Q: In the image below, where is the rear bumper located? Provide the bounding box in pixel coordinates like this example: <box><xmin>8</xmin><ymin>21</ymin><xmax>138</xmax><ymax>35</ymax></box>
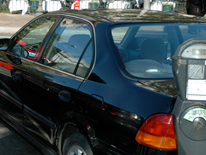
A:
<box><xmin>93</xmin><ymin>139</ymin><xmax>177</xmax><ymax>155</ymax></box>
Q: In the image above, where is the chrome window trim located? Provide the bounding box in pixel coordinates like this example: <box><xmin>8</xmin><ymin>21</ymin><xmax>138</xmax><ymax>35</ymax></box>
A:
<box><xmin>1</xmin><ymin>54</ymin><xmax>85</xmax><ymax>81</ymax></box>
<box><xmin>32</xmin><ymin>61</ymin><xmax>85</xmax><ymax>81</ymax></box>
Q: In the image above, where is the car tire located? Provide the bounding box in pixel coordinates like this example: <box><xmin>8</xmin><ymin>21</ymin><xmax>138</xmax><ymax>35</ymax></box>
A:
<box><xmin>63</xmin><ymin>132</ymin><xmax>93</xmax><ymax>155</ymax></box>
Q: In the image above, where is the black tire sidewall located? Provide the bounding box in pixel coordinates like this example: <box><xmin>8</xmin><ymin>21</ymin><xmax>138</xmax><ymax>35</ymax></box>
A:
<box><xmin>63</xmin><ymin>132</ymin><xmax>93</xmax><ymax>155</ymax></box>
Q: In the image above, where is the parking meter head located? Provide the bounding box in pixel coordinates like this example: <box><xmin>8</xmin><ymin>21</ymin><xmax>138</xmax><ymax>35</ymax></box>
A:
<box><xmin>172</xmin><ymin>38</ymin><xmax>206</xmax><ymax>101</ymax></box>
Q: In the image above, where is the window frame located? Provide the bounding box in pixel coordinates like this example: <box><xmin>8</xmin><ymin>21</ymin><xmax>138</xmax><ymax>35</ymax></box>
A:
<box><xmin>36</xmin><ymin>15</ymin><xmax>96</xmax><ymax>79</ymax></box>
<box><xmin>7</xmin><ymin>15</ymin><xmax>61</xmax><ymax>61</ymax></box>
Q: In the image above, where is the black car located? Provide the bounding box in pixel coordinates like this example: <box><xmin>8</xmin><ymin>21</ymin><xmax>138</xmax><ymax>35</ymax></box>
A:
<box><xmin>0</xmin><ymin>9</ymin><xmax>206</xmax><ymax>155</ymax></box>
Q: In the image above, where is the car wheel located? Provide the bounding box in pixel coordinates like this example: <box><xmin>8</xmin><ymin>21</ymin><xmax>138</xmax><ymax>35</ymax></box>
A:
<box><xmin>63</xmin><ymin>132</ymin><xmax>93</xmax><ymax>155</ymax></box>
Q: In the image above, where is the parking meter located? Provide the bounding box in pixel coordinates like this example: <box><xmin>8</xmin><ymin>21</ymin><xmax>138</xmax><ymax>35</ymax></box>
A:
<box><xmin>172</xmin><ymin>38</ymin><xmax>206</xmax><ymax>155</ymax></box>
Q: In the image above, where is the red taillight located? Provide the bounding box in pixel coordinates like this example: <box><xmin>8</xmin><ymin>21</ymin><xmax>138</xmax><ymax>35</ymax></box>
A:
<box><xmin>136</xmin><ymin>114</ymin><xmax>176</xmax><ymax>151</ymax></box>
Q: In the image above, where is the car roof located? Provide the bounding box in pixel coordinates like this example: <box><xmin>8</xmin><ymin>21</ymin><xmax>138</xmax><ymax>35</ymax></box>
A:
<box><xmin>45</xmin><ymin>9</ymin><xmax>206</xmax><ymax>23</ymax></box>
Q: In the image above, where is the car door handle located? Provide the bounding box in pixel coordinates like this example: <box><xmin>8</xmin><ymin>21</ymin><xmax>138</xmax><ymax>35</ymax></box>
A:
<box><xmin>59</xmin><ymin>90</ymin><xmax>71</xmax><ymax>102</ymax></box>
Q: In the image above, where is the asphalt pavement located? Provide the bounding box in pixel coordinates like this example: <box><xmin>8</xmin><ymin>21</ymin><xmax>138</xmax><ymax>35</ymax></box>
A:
<box><xmin>0</xmin><ymin>121</ymin><xmax>41</xmax><ymax>155</ymax></box>
<box><xmin>0</xmin><ymin>13</ymin><xmax>41</xmax><ymax>155</ymax></box>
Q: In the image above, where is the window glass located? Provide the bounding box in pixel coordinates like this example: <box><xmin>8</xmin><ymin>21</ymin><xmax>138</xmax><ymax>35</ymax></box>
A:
<box><xmin>111</xmin><ymin>23</ymin><xmax>206</xmax><ymax>79</ymax></box>
<box><xmin>75</xmin><ymin>42</ymin><xmax>93</xmax><ymax>77</ymax></box>
<box><xmin>112</xmin><ymin>27</ymin><xmax>129</xmax><ymax>44</ymax></box>
<box><xmin>41</xmin><ymin>18</ymin><xmax>93</xmax><ymax>78</ymax></box>
<box><xmin>179</xmin><ymin>25</ymin><xmax>206</xmax><ymax>41</ymax></box>
<box><xmin>11</xmin><ymin>17</ymin><xmax>57</xmax><ymax>59</ymax></box>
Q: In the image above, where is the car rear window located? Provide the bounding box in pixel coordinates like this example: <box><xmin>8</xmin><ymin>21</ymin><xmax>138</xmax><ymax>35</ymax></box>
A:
<box><xmin>111</xmin><ymin>22</ymin><xmax>206</xmax><ymax>79</ymax></box>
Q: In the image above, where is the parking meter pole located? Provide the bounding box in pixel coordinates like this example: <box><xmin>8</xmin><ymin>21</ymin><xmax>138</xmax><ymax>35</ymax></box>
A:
<box><xmin>172</xmin><ymin>38</ymin><xmax>206</xmax><ymax>155</ymax></box>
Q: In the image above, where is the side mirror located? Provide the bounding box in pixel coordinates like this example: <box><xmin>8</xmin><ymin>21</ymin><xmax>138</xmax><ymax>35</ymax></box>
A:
<box><xmin>0</xmin><ymin>38</ymin><xmax>10</xmax><ymax>51</ymax></box>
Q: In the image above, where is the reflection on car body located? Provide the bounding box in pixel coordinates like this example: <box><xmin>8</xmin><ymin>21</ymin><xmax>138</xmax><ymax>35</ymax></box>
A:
<box><xmin>0</xmin><ymin>9</ymin><xmax>206</xmax><ymax>155</ymax></box>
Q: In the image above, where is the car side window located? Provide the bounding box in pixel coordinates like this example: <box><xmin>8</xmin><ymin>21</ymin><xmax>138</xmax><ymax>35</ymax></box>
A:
<box><xmin>11</xmin><ymin>17</ymin><xmax>57</xmax><ymax>60</ymax></box>
<box><xmin>40</xmin><ymin>18</ymin><xmax>93</xmax><ymax>78</ymax></box>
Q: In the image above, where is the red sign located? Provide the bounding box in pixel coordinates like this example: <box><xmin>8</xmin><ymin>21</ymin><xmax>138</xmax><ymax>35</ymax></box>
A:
<box><xmin>74</xmin><ymin>0</ymin><xmax>80</xmax><ymax>9</ymax></box>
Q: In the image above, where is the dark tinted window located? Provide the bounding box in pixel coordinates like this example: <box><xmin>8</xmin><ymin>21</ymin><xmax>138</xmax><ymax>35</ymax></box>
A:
<box><xmin>11</xmin><ymin>17</ymin><xmax>57</xmax><ymax>59</ymax></box>
<box><xmin>111</xmin><ymin>23</ymin><xmax>206</xmax><ymax>79</ymax></box>
<box><xmin>41</xmin><ymin>18</ymin><xmax>93</xmax><ymax>78</ymax></box>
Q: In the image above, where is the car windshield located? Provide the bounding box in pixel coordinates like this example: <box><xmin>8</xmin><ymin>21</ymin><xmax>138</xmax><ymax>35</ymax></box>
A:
<box><xmin>111</xmin><ymin>22</ymin><xmax>206</xmax><ymax>79</ymax></box>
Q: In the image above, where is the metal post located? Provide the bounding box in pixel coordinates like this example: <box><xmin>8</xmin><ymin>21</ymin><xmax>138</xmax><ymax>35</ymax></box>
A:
<box><xmin>144</xmin><ymin>0</ymin><xmax>150</xmax><ymax>10</ymax></box>
<box><xmin>35</xmin><ymin>0</ymin><xmax>44</xmax><ymax>16</ymax></box>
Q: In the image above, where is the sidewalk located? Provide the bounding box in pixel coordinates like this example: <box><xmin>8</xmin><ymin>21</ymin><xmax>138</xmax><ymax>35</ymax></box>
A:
<box><xmin>0</xmin><ymin>13</ymin><xmax>35</xmax><ymax>34</ymax></box>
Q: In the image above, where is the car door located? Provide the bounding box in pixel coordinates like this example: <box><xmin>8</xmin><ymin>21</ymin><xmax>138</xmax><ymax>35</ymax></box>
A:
<box><xmin>0</xmin><ymin>16</ymin><xmax>58</xmax><ymax>127</ymax></box>
<box><xmin>0</xmin><ymin>46</ymin><xmax>27</xmax><ymax>127</ymax></box>
<box><xmin>22</xmin><ymin>17</ymin><xmax>94</xmax><ymax>146</ymax></box>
